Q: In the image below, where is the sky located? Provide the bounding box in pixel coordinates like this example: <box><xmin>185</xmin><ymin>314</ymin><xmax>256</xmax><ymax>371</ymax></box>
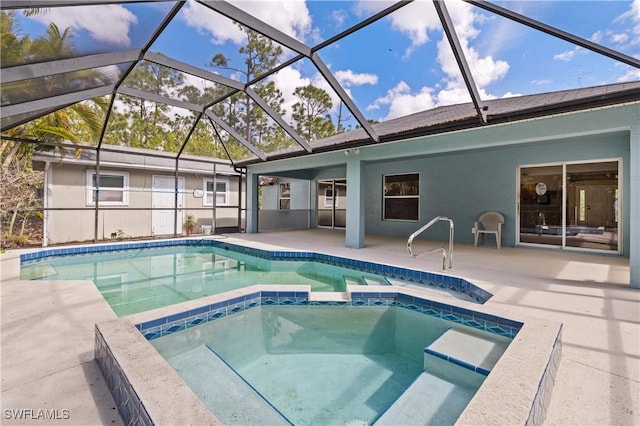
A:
<box><xmin>18</xmin><ymin>0</ymin><xmax>640</xmax><ymax>127</ymax></box>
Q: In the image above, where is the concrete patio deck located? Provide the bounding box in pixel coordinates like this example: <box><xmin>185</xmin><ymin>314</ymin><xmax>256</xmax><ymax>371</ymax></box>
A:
<box><xmin>1</xmin><ymin>229</ymin><xmax>638</xmax><ymax>425</ymax></box>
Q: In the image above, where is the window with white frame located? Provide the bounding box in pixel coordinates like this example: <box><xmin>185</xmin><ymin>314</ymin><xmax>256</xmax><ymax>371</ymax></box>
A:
<box><xmin>383</xmin><ymin>173</ymin><xmax>419</xmax><ymax>221</ymax></box>
<box><xmin>86</xmin><ymin>170</ymin><xmax>129</xmax><ymax>206</ymax></box>
<box><xmin>203</xmin><ymin>178</ymin><xmax>229</xmax><ymax>206</ymax></box>
<box><xmin>279</xmin><ymin>182</ymin><xmax>290</xmax><ymax>210</ymax></box>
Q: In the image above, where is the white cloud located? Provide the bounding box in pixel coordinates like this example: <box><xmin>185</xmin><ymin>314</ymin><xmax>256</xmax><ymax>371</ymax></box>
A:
<box><xmin>436</xmin><ymin>31</ymin><xmax>509</xmax><ymax>96</ymax></box>
<box><xmin>331</xmin><ymin>9</ymin><xmax>348</xmax><ymax>27</ymax></box>
<box><xmin>616</xmin><ymin>67</ymin><xmax>640</xmax><ymax>82</ymax></box>
<box><xmin>364</xmin><ymin>0</ymin><xmax>511</xmax><ymax>118</ymax></box>
<box><xmin>555</xmin><ymin>1</ymin><xmax>640</xmax><ymax>64</ymax></box>
<box><xmin>385</xmin><ymin>86</ymin><xmax>436</xmax><ymax>119</ymax></box>
<box><xmin>614</xmin><ymin>0</ymin><xmax>640</xmax><ymax>49</ymax></box>
<box><xmin>610</xmin><ymin>33</ymin><xmax>629</xmax><ymax>44</ymax></box>
<box><xmin>435</xmin><ymin>86</ymin><xmax>471</xmax><ymax>106</ymax></box>
<box><xmin>183</xmin><ymin>0</ymin><xmax>312</xmax><ymax>45</ymax></box>
<box><xmin>334</xmin><ymin>70</ymin><xmax>378</xmax><ymax>87</ymax></box>
<box><xmin>531</xmin><ymin>79</ymin><xmax>552</xmax><ymax>86</ymax></box>
<box><xmin>368</xmin><ymin>81</ymin><xmax>436</xmax><ymax>119</ymax></box>
<box><xmin>615</xmin><ymin>0</ymin><xmax>640</xmax><ymax>25</ymax></box>
<box><xmin>501</xmin><ymin>91</ymin><xmax>523</xmax><ymax>98</ymax></box>
<box><xmin>182</xmin><ymin>2</ymin><xmax>245</xmax><ymax>45</ymax></box>
<box><xmin>356</xmin><ymin>1</ymin><xmax>441</xmax><ymax>57</ymax></box>
<box><xmin>268</xmin><ymin>67</ymin><xmax>311</xmax><ymax>122</ymax></box>
<box><xmin>554</xmin><ymin>49</ymin><xmax>577</xmax><ymax>62</ymax></box>
<box><xmin>389</xmin><ymin>1</ymin><xmax>441</xmax><ymax>56</ymax></box>
<box><xmin>590</xmin><ymin>30</ymin><xmax>604</xmax><ymax>44</ymax></box>
<box><xmin>26</xmin><ymin>5</ymin><xmax>137</xmax><ymax>46</ymax></box>
<box><xmin>553</xmin><ymin>27</ymin><xmax>604</xmax><ymax>63</ymax></box>
<box><xmin>99</xmin><ymin>64</ymin><xmax>125</xmax><ymax>84</ymax></box>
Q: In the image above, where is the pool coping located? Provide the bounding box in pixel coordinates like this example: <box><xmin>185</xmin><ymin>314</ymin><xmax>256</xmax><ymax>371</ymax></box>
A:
<box><xmin>20</xmin><ymin>237</ymin><xmax>492</xmax><ymax>304</ymax></box>
<box><xmin>95</xmin><ymin>284</ymin><xmax>562</xmax><ymax>426</ymax></box>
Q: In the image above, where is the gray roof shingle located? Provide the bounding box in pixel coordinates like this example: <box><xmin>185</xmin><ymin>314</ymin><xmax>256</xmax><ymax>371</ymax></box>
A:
<box><xmin>240</xmin><ymin>81</ymin><xmax>640</xmax><ymax>164</ymax></box>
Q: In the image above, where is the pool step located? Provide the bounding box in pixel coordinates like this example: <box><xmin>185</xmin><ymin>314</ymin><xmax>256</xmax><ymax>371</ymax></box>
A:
<box><xmin>343</xmin><ymin>275</ymin><xmax>391</xmax><ymax>287</ymax></box>
<box><xmin>308</xmin><ymin>291</ymin><xmax>350</xmax><ymax>302</ymax></box>
<box><xmin>20</xmin><ymin>262</ymin><xmax>58</xmax><ymax>280</ymax></box>
<box><xmin>362</xmin><ymin>276</ymin><xmax>391</xmax><ymax>286</ymax></box>
<box><xmin>166</xmin><ymin>345</ymin><xmax>291</xmax><ymax>425</ymax></box>
<box><xmin>424</xmin><ymin>327</ymin><xmax>511</xmax><ymax>375</ymax></box>
<box><xmin>377</xmin><ymin>327</ymin><xmax>506</xmax><ymax>425</ymax></box>
<box><xmin>374</xmin><ymin>368</ymin><xmax>484</xmax><ymax>426</ymax></box>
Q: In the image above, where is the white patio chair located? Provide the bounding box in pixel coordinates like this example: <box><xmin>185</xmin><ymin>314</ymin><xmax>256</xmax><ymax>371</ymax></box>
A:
<box><xmin>474</xmin><ymin>211</ymin><xmax>505</xmax><ymax>249</ymax></box>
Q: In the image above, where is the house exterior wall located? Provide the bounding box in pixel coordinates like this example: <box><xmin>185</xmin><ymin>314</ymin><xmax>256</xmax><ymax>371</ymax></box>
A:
<box><xmin>44</xmin><ymin>163</ymin><xmax>242</xmax><ymax>244</ymax></box>
<box><xmin>259</xmin><ymin>178</ymin><xmax>311</xmax><ymax>231</ymax></box>
<box><xmin>246</xmin><ymin>102</ymin><xmax>639</xmax><ymax>286</ymax></box>
<box><xmin>362</xmin><ymin>131</ymin><xmax>629</xmax><ymax>251</ymax></box>
<box><xmin>181</xmin><ymin>173</ymin><xmax>242</xmax><ymax>231</ymax></box>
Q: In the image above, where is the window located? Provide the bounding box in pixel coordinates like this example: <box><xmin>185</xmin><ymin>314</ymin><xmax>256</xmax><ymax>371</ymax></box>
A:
<box><xmin>203</xmin><ymin>178</ymin><xmax>229</xmax><ymax>206</ymax></box>
<box><xmin>86</xmin><ymin>170</ymin><xmax>128</xmax><ymax>205</ymax></box>
<box><xmin>383</xmin><ymin>173</ymin><xmax>419</xmax><ymax>221</ymax></box>
<box><xmin>279</xmin><ymin>182</ymin><xmax>290</xmax><ymax>210</ymax></box>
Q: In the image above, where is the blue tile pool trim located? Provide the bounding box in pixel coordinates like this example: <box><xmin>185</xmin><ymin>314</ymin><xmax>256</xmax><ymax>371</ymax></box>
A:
<box><xmin>424</xmin><ymin>346</ymin><xmax>491</xmax><ymax>376</ymax></box>
<box><xmin>136</xmin><ymin>291</ymin><xmax>522</xmax><ymax>341</ymax></box>
<box><xmin>20</xmin><ymin>238</ymin><xmax>492</xmax><ymax>303</ymax></box>
<box><xmin>526</xmin><ymin>325</ymin><xmax>563</xmax><ymax>426</ymax></box>
<box><xmin>95</xmin><ymin>326</ymin><xmax>152</xmax><ymax>426</ymax></box>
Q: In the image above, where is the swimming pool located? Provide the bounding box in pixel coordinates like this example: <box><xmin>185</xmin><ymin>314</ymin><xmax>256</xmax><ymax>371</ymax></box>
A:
<box><xmin>150</xmin><ymin>303</ymin><xmax>511</xmax><ymax>425</ymax></box>
<box><xmin>85</xmin><ymin>239</ymin><xmax>561</xmax><ymax>426</ymax></box>
<box><xmin>95</xmin><ymin>285</ymin><xmax>542</xmax><ymax>426</ymax></box>
<box><xmin>20</xmin><ymin>239</ymin><xmax>491</xmax><ymax>316</ymax></box>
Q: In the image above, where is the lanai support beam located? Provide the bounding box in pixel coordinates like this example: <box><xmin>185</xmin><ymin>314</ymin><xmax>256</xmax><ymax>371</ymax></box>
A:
<box><xmin>345</xmin><ymin>153</ymin><xmax>365</xmax><ymax>248</ymax></box>
<box><xmin>433</xmin><ymin>0</ymin><xmax>486</xmax><ymax>125</ymax></box>
<box><xmin>630</xmin><ymin>118</ymin><xmax>640</xmax><ymax>288</ymax></box>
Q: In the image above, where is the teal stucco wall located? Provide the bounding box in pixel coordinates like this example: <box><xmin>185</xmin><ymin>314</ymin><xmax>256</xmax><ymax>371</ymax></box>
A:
<box><xmin>362</xmin><ymin>131</ymin><xmax>630</xmax><ymax>253</ymax></box>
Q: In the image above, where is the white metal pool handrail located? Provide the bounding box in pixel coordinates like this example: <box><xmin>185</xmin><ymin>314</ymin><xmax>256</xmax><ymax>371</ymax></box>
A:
<box><xmin>407</xmin><ymin>216</ymin><xmax>454</xmax><ymax>270</ymax></box>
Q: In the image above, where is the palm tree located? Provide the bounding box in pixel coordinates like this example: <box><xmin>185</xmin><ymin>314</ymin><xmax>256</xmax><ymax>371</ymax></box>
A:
<box><xmin>1</xmin><ymin>11</ymin><xmax>31</xmax><ymax>67</ymax></box>
<box><xmin>1</xmin><ymin>13</ymin><xmax>110</xmax><ymax>169</ymax></box>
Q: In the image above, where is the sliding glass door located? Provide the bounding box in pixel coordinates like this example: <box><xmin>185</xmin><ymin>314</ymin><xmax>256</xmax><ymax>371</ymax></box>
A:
<box><xmin>519</xmin><ymin>160</ymin><xmax>620</xmax><ymax>252</ymax></box>
<box><xmin>317</xmin><ymin>179</ymin><xmax>347</xmax><ymax>228</ymax></box>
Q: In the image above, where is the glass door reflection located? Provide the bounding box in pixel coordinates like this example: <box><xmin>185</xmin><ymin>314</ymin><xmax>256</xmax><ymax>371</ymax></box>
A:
<box><xmin>519</xmin><ymin>165</ymin><xmax>563</xmax><ymax>246</ymax></box>
<box><xmin>565</xmin><ymin>162</ymin><xmax>618</xmax><ymax>250</ymax></box>
<box><xmin>317</xmin><ymin>179</ymin><xmax>346</xmax><ymax>229</ymax></box>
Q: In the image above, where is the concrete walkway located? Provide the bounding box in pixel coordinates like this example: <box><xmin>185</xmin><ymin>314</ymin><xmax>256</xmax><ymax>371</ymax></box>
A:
<box><xmin>1</xmin><ymin>229</ymin><xmax>638</xmax><ymax>425</ymax></box>
<box><xmin>1</xmin><ymin>250</ymin><xmax>123</xmax><ymax>425</ymax></box>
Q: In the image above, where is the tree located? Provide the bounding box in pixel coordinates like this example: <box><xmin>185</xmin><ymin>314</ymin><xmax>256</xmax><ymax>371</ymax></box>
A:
<box><xmin>102</xmin><ymin>60</ymin><xmax>187</xmax><ymax>151</ymax></box>
<box><xmin>1</xmin><ymin>11</ymin><xmax>31</xmax><ymax>67</ymax></box>
<box><xmin>206</xmin><ymin>25</ymin><xmax>285</xmax><ymax>151</ymax></box>
<box><xmin>0</xmin><ymin>154</ymin><xmax>43</xmax><ymax>248</ymax></box>
<box><xmin>177</xmin><ymin>82</ymin><xmax>234</xmax><ymax>159</ymax></box>
<box><xmin>1</xmin><ymin>13</ymin><xmax>108</xmax><ymax>169</ymax></box>
<box><xmin>291</xmin><ymin>85</ymin><xmax>335</xmax><ymax>142</ymax></box>
<box><xmin>1</xmin><ymin>12</ymin><xmax>109</xmax><ymax>247</ymax></box>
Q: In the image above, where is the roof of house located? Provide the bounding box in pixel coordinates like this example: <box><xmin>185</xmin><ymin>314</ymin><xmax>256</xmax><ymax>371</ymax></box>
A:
<box><xmin>2</xmin><ymin>1</ymin><xmax>639</xmax><ymax>168</ymax></box>
<box><xmin>238</xmin><ymin>81</ymin><xmax>640</xmax><ymax>164</ymax></box>
<box><xmin>32</xmin><ymin>145</ymin><xmax>239</xmax><ymax>175</ymax></box>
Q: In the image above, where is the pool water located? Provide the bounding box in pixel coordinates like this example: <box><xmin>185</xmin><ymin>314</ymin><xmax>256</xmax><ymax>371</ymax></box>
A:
<box><xmin>20</xmin><ymin>246</ymin><xmax>394</xmax><ymax>316</ymax></box>
<box><xmin>151</xmin><ymin>305</ymin><xmax>491</xmax><ymax>425</ymax></box>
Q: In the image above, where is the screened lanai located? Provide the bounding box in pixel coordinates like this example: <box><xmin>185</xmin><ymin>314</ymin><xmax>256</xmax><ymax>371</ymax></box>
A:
<box><xmin>1</xmin><ymin>0</ymin><xmax>639</xmax><ymax>249</ymax></box>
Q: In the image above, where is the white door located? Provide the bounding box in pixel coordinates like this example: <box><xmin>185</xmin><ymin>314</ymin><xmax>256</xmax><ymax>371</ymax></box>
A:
<box><xmin>152</xmin><ymin>176</ymin><xmax>184</xmax><ymax>235</ymax></box>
